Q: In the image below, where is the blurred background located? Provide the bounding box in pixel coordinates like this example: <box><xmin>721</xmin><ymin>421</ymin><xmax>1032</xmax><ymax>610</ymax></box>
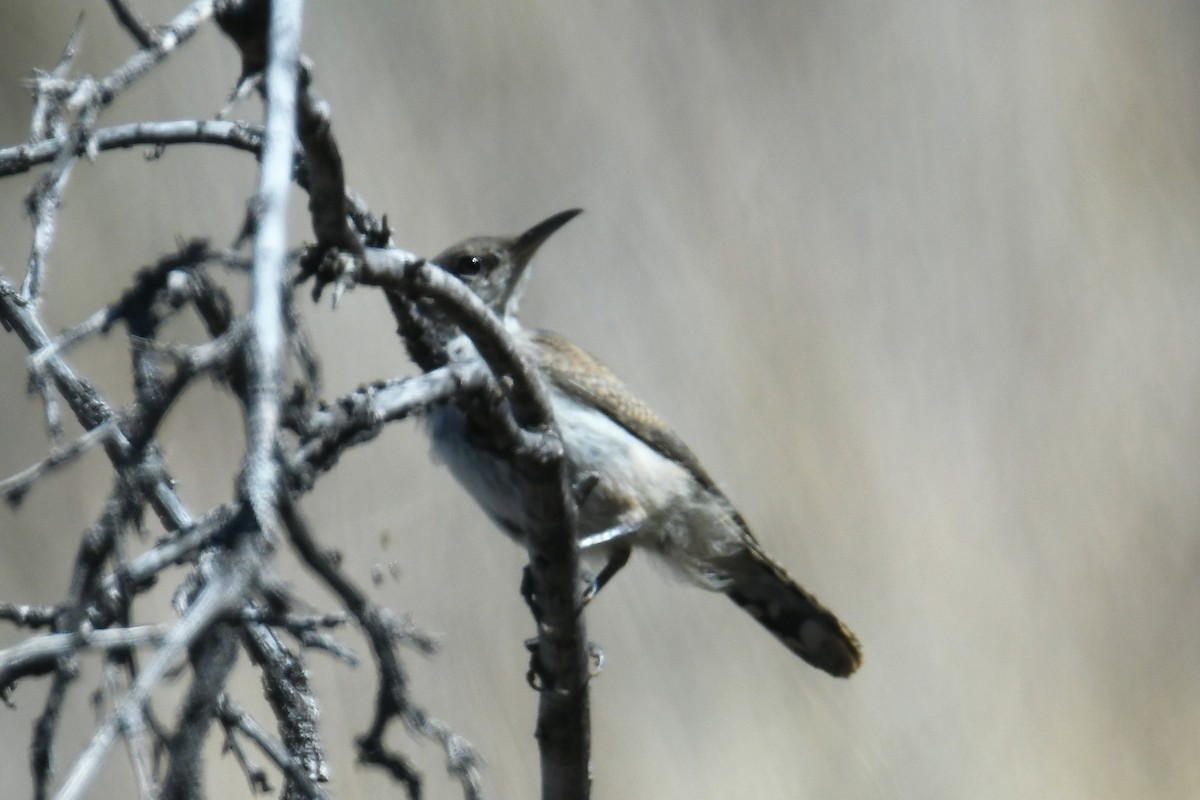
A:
<box><xmin>1</xmin><ymin>1</ymin><xmax>1198</xmax><ymax>798</ymax></box>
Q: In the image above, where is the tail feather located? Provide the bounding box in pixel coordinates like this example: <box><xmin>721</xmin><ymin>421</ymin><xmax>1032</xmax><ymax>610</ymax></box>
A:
<box><xmin>724</xmin><ymin>547</ymin><xmax>862</xmax><ymax>677</ymax></box>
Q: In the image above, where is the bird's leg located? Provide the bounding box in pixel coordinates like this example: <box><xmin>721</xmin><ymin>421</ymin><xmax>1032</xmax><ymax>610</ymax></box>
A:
<box><xmin>577</xmin><ymin>509</ymin><xmax>642</xmax><ymax>602</ymax></box>
<box><xmin>585</xmin><ymin>544</ymin><xmax>631</xmax><ymax>602</ymax></box>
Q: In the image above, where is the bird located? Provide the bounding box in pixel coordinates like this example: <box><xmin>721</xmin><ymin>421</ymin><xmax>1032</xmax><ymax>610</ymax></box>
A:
<box><xmin>388</xmin><ymin>209</ymin><xmax>862</xmax><ymax>677</ymax></box>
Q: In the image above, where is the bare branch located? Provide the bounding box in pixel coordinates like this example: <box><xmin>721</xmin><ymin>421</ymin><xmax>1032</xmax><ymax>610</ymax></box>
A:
<box><xmin>161</xmin><ymin>621</ymin><xmax>240</xmax><ymax>800</ymax></box>
<box><xmin>343</xmin><ymin>244</ymin><xmax>593</xmax><ymax>798</ymax></box>
<box><xmin>30</xmin><ymin>15</ymin><xmax>84</xmax><ymax>141</ymax></box>
<box><xmin>104</xmin><ymin>0</ymin><xmax>157</xmax><ymax>49</ymax></box>
<box><xmin>288</xmin><ymin>362</ymin><xmax>490</xmax><ymax>489</ymax></box>
<box><xmin>32</xmin><ymin>673</ymin><xmax>72</xmax><ymax>800</ymax></box>
<box><xmin>277</xmin><ymin>497</ymin><xmax>483</xmax><ymax>800</ymax></box>
<box><xmin>53</xmin><ymin>549</ymin><xmax>256</xmax><ymax>800</ymax></box>
<box><xmin>0</xmin><ymin>603</ymin><xmax>60</xmax><ymax>629</ymax></box>
<box><xmin>240</xmin><ymin>622</ymin><xmax>329</xmax><ymax>797</ymax></box>
<box><xmin>0</xmin><ymin>120</ymin><xmax>264</xmax><ymax>178</ymax></box>
<box><xmin>355</xmin><ymin>249</ymin><xmax>560</xmax><ymax>444</ymax></box>
<box><xmin>218</xmin><ymin>696</ymin><xmax>332</xmax><ymax>800</ymax></box>
<box><xmin>240</xmin><ymin>0</ymin><xmax>304</xmax><ymax>539</ymax></box>
<box><xmin>0</xmin><ymin>624</ymin><xmax>172</xmax><ymax>689</ymax></box>
<box><xmin>21</xmin><ymin>133</ymin><xmax>78</xmax><ymax>302</ymax></box>
<box><xmin>0</xmin><ymin>420</ymin><xmax>117</xmax><ymax>506</ymax></box>
<box><xmin>0</xmin><ymin>4</ymin><xmax>597</xmax><ymax>798</ymax></box>
<box><xmin>219</xmin><ymin>709</ymin><xmax>273</xmax><ymax>794</ymax></box>
<box><xmin>96</xmin><ymin>660</ymin><xmax>160</xmax><ymax>800</ymax></box>
<box><xmin>0</xmin><ymin>273</ymin><xmax>193</xmax><ymax>531</ymax></box>
<box><xmin>102</xmin><ymin>504</ymin><xmax>240</xmax><ymax>608</ymax></box>
<box><xmin>295</xmin><ymin>69</ymin><xmax>362</xmax><ymax>257</ymax></box>
<box><xmin>91</xmin><ymin>0</ymin><xmax>222</xmax><ymax>108</ymax></box>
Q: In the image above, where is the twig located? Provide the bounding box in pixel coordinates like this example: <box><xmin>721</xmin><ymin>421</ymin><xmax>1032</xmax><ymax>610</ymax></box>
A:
<box><xmin>294</xmin><ymin>69</ymin><xmax>362</xmax><ymax>258</ymax></box>
<box><xmin>0</xmin><ymin>273</ymin><xmax>193</xmax><ymax>531</ymax></box>
<box><xmin>101</xmin><ymin>504</ymin><xmax>240</xmax><ymax>610</ymax></box>
<box><xmin>0</xmin><ymin>624</ymin><xmax>172</xmax><ymax>690</ymax></box>
<box><xmin>105</xmin><ymin>0</ymin><xmax>157</xmax><ymax>49</ymax></box>
<box><xmin>53</xmin><ymin>550</ymin><xmax>255</xmax><ymax>800</ymax></box>
<box><xmin>22</xmin><ymin>126</ymin><xmax>81</xmax><ymax>302</ymax></box>
<box><xmin>1</xmin><ymin>420</ymin><xmax>117</xmax><ymax>506</ymax></box>
<box><xmin>0</xmin><ymin>603</ymin><xmax>60</xmax><ymax>629</ymax></box>
<box><xmin>29</xmin><ymin>15</ymin><xmax>84</xmax><ymax>141</ymax></box>
<box><xmin>0</xmin><ymin>119</ymin><xmax>264</xmax><ymax>178</ymax></box>
<box><xmin>28</xmin><ymin>239</ymin><xmax>219</xmax><ymax>370</ymax></box>
<box><xmin>90</xmin><ymin>0</ymin><xmax>222</xmax><ymax>109</ymax></box>
<box><xmin>240</xmin><ymin>621</ymin><xmax>329</xmax><ymax>795</ymax></box>
<box><xmin>27</xmin><ymin>370</ymin><xmax>64</xmax><ymax>442</ymax></box>
<box><xmin>278</xmin><ymin>497</ymin><xmax>483</xmax><ymax>800</ymax></box>
<box><xmin>23</xmin><ymin>17</ymin><xmax>89</xmax><ymax>301</ymax></box>
<box><xmin>220</xmin><ymin>708</ymin><xmax>273</xmax><ymax>794</ymax></box>
<box><xmin>218</xmin><ymin>696</ymin><xmax>332</xmax><ymax>800</ymax></box>
<box><xmin>354</xmin><ymin>249</ymin><xmax>561</xmax><ymax>450</ymax></box>
<box><xmin>96</xmin><ymin>659</ymin><xmax>160</xmax><ymax>800</ymax></box>
<box><xmin>32</xmin><ymin>673</ymin><xmax>72</xmax><ymax>800</ymax></box>
<box><xmin>288</xmin><ymin>362</ymin><xmax>490</xmax><ymax>489</ymax></box>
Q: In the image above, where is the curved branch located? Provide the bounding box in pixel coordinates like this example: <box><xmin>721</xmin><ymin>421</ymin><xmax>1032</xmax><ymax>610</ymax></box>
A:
<box><xmin>352</xmin><ymin>247</ymin><xmax>591</xmax><ymax>800</ymax></box>
<box><xmin>0</xmin><ymin>120</ymin><xmax>264</xmax><ymax>178</ymax></box>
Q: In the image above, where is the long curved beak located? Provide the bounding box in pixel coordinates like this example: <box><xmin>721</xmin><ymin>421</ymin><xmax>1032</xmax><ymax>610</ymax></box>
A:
<box><xmin>502</xmin><ymin>208</ymin><xmax>583</xmax><ymax>313</ymax></box>
<box><xmin>511</xmin><ymin>208</ymin><xmax>583</xmax><ymax>268</ymax></box>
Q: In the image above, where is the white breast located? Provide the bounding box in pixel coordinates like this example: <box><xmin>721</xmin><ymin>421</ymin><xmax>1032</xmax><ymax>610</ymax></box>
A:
<box><xmin>428</xmin><ymin>376</ymin><xmax>748</xmax><ymax>589</ymax></box>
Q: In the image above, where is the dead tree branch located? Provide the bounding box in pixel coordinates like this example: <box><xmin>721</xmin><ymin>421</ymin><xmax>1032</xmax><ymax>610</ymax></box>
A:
<box><xmin>0</xmin><ymin>2</ymin><xmax>593</xmax><ymax>798</ymax></box>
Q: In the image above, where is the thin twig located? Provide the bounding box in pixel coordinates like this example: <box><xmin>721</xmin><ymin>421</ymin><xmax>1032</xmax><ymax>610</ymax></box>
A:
<box><xmin>91</xmin><ymin>0</ymin><xmax>222</xmax><ymax>109</ymax></box>
<box><xmin>0</xmin><ymin>273</ymin><xmax>193</xmax><ymax>532</ymax></box>
<box><xmin>218</xmin><ymin>695</ymin><xmax>332</xmax><ymax>800</ymax></box>
<box><xmin>105</xmin><ymin>0</ymin><xmax>157</xmax><ymax>49</ymax></box>
<box><xmin>288</xmin><ymin>362</ymin><xmax>490</xmax><ymax>490</ymax></box>
<box><xmin>354</xmin><ymin>249</ymin><xmax>561</xmax><ymax>453</ymax></box>
<box><xmin>0</xmin><ymin>603</ymin><xmax>60</xmax><ymax>629</ymax></box>
<box><xmin>53</xmin><ymin>551</ymin><xmax>255</xmax><ymax>800</ymax></box>
<box><xmin>28</xmin><ymin>239</ymin><xmax>220</xmax><ymax>370</ymax></box>
<box><xmin>220</xmin><ymin>708</ymin><xmax>273</xmax><ymax>794</ymax></box>
<box><xmin>278</xmin><ymin>497</ymin><xmax>483</xmax><ymax>800</ymax></box>
<box><xmin>97</xmin><ymin>659</ymin><xmax>160</xmax><ymax>800</ymax></box>
<box><xmin>0</xmin><ymin>119</ymin><xmax>264</xmax><ymax>178</ymax></box>
<box><xmin>1</xmin><ymin>420</ymin><xmax>117</xmax><ymax>505</ymax></box>
<box><xmin>29</xmin><ymin>15</ymin><xmax>84</xmax><ymax>141</ymax></box>
<box><xmin>22</xmin><ymin>129</ymin><xmax>80</xmax><ymax>301</ymax></box>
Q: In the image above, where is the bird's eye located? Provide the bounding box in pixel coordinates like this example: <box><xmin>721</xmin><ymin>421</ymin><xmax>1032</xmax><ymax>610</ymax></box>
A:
<box><xmin>454</xmin><ymin>255</ymin><xmax>483</xmax><ymax>276</ymax></box>
<box><xmin>453</xmin><ymin>253</ymin><xmax>496</xmax><ymax>277</ymax></box>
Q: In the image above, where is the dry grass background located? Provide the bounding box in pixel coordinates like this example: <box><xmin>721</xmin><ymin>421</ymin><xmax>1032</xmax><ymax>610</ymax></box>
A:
<box><xmin>1</xmin><ymin>1</ymin><xmax>1198</xmax><ymax>798</ymax></box>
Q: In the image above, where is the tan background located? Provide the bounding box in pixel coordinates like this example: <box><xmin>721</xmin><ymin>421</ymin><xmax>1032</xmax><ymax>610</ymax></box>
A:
<box><xmin>1</xmin><ymin>1</ymin><xmax>1198</xmax><ymax>798</ymax></box>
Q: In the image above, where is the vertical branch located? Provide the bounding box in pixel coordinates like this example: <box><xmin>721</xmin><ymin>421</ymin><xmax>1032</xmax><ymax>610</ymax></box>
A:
<box><xmin>242</xmin><ymin>0</ymin><xmax>304</xmax><ymax>535</ymax></box>
<box><xmin>160</xmin><ymin>623</ymin><xmax>240</xmax><ymax>800</ymax></box>
<box><xmin>22</xmin><ymin>17</ymin><xmax>86</xmax><ymax>302</ymax></box>
<box><xmin>355</xmin><ymin>251</ymin><xmax>593</xmax><ymax>800</ymax></box>
<box><xmin>525</xmin><ymin>463</ymin><xmax>590</xmax><ymax>800</ymax></box>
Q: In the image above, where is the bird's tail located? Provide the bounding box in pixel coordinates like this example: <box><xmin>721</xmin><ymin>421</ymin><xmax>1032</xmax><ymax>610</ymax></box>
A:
<box><xmin>723</xmin><ymin>545</ymin><xmax>862</xmax><ymax>677</ymax></box>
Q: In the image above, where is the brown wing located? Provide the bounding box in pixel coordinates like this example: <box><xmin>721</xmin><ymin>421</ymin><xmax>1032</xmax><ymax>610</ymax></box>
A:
<box><xmin>529</xmin><ymin>330</ymin><xmax>862</xmax><ymax>674</ymax></box>
<box><xmin>527</xmin><ymin>329</ymin><xmax>738</xmax><ymax>506</ymax></box>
